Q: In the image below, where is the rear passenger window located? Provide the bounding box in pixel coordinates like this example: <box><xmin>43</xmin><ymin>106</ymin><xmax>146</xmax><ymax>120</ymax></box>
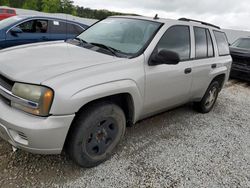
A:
<box><xmin>155</xmin><ymin>25</ymin><xmax>191</xmax><ymax>60</ymax></box>
<box><xmin>213</xmin><ymin>31</ymin><xmax>230</xmax><ymax>56</ymax></box>
<box><xmin>67</xmin><ymin>23</ymin><xmax>84</xmax><ymax>35</ymax></box>
<box><xmin>194</xmin><ymin>27</ymin><xmax>214</xmax><ymax>58</ymax></box>
<box><xmin>0</xmin><ymin>9</ymin><xmax>4</xmax><ymax>13</ymax></box>
<box><xmin>49</xmin><ymin>20</ymin><xmax>67</xmax><ymax>34</ymax></box>
<box><xmin>194</xmin><ymin>27</ymin><xmax>207</xmax><ymax>58</ymax></box>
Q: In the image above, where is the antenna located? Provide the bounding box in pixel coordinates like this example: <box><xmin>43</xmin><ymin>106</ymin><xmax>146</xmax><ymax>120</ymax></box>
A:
<box><xmin>154</xmin><ymin>14</ymin><xmax>159</xmax><ymax>20</ymax></box>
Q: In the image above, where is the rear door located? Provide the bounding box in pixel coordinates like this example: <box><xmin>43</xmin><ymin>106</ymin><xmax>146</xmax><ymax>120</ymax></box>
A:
<box><xmin>190</xmin><ymin>27</ymin><xmax>217</xmax><ymax>100</ymax></box>
<box><xmin>48</xmin><ymin>20</ymin><xmax>67</xmax><ymax>41</ymax></box>
<box><xmin>5</xmin><ymin>19</ymin><xmax>50</xmax><ymax>48</ymax></box>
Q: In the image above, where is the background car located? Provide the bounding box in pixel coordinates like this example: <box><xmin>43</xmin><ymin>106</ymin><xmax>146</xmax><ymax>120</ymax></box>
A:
<box><xmin>0</xmin><ymin>8</ymin><xmax>16</xmax><ymax>21</ymax></box>
<box><xmin>0</xmin><ymin>15</ymin><xmax>88</xmax><ymax>49</ymax></box>
<box><xmin>230</xmin><ymin>37</ymin><xmax>250</xmax><ymax>81</ymax></box>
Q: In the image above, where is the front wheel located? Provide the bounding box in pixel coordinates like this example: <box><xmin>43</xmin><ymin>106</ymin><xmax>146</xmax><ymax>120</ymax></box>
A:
<box><xmin>66</xmin><ymin>102</ymin><xmax>126</xmax><ymax>167</ymax></box>
<box><xmin>194</xmin><ymin>81</ymin><xmax>220</xmax><ymax>113</ymax></box>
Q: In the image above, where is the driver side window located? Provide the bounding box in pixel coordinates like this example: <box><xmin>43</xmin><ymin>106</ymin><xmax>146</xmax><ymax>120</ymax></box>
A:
<box><xmin>155</xmin><ymin>25</ymin><xmax>191</xmax><ymax>61</ymax></box>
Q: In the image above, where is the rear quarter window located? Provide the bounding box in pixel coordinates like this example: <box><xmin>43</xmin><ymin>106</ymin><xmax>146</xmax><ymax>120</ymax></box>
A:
<box><xmin>67</xmin><ymin>23</ymin><xmax>84</xmax><ymax>35</ymax></box>
<box><xmin>213</xmin><ymin>31</ymin><xmax>230</xmax><ymax>56</ymax></box>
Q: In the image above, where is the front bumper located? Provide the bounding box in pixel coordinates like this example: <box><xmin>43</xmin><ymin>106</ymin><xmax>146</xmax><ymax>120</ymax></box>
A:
<box><xmin>0</xmin><ymin>99</ymin><xmax>75</xmax><ymax>154</ymax></box>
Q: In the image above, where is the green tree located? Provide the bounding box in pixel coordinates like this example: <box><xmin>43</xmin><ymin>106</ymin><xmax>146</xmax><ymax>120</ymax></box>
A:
<box><xmin>9</xmin><ymin>0</ymin><xmax>25</xmax><ymax>8</ymax></box>
<box><xmin>61</xmin><ymin>0</ymin><xmax>74</xmax><ymax>14</ymax></box>
<box><xmin>42</xmin><ymin>0</ymin><xmax>61</xmax><ymax>13</ymax></box>
<box><xmin>22</xmin><ymin>0</ymin><xmax>38</xmax><ymax>10</ymax></box>
<box><xmin>0</xmin><ymin>0</ymin><xmax>10</xmax><ymax>6</ymax></box>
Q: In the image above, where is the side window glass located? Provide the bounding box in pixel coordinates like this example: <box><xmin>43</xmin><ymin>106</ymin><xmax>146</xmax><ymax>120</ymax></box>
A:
<box><xmin>17</xmin><ymin>20</ymin><xmax>35</xmax><ymax>33</ymax></box>
<box><xmin>206</xmin><ymin>30</ymin><xmax>214</xmax><ymax>57</ymax></box>
<box><xmin>213</xmin><ymin>31</ymin><xmax>230</xmax><ymax>56</ymax></box>
<box><xmin>17</xmin><ymin>20</ymin><xmax>48</xmax><ymax>33</ymax></box>
<box><xmin>67</xmin><ymin>23</ymin><xmax>84</xmax><ymax>35</ymax></box>
<box><xmin>7</xmin><ymin>10</ymin><xmax>15</xmax><ymax>14</ymax></box>
<box><xmin>49</xmin><ymin>20</ymin><xmax>67</xmax><ymax>34</ymax></box>
<box><xmin>194</xmin><ymin>27</ymin><xmax>207</xmax><ymax>58</ymax></box>
<box><xmin>155</xmin><ymin>25</ymin><xmax>191</xmax><ymax>61</ymax></box>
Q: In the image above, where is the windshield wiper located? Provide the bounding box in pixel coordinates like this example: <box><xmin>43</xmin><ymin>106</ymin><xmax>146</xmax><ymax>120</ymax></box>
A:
<box><xmin>90</xmin><ymin>42</ymin><xmax>120</xmax><ymax>57</ymax></box>
<box><xmin>75</xmin><ymin>37</ymin><xmax>88</xmax><ymax>45</ymax></box>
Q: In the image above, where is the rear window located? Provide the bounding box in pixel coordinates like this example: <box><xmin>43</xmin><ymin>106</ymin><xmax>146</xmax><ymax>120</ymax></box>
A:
<box><xmin>213</xmin><ymin>31</ymin><xmax>230</xmax><ymax>56</ymax></box>
<box><xmin>49</xmin><ymin>20</ymin><xmax>67</xmax><ymax>34</ymax></box>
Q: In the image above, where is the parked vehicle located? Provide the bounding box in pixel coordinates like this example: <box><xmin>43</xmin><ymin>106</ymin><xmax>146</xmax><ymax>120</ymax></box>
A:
<box><xmin>0</xmin><ymin>8</ymin><xmax>16</xmax><ymax>21</ymax></box>
<box><xmin>0</xmin><ymin>15</ymin><xmax>88</xmax><ymax>49</ymax></box>
<box><xmin>0</xmin><ymin>16</ymin><xmax>232</xmax><ymax>167</ymax></box>
<box><xmin>230</xmin><ymin>37</ymin><xmax>250</xmax><ymax>81</ymax></box>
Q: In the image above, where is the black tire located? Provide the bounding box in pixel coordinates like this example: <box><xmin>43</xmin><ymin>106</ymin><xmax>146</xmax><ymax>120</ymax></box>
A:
<box><xmin>194</xmin><ymin>81</ymin><xmax>220</xmax><ymax>113</ymax></box>
<box><xmin>66</xmin><ymin>102</ymin><xmax>126</xmax><ymax>168</ymax></box>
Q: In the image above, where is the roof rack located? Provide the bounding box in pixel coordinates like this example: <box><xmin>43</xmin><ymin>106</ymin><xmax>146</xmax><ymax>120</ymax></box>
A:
<box><xmin>178</xmin><ymin>18</ymin><xmax>220</xmax><ymax>29</ymax></box>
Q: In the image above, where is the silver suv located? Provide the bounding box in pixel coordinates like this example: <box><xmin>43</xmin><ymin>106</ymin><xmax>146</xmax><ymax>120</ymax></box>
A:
<box><xmin>0</xmin><ymin>16</ymin><xmax>232</xmax><ymax>167</ymax></box>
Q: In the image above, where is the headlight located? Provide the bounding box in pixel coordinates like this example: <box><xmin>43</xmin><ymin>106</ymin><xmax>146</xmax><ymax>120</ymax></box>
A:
<box><xmin>11</xmin><ymin>83</ymin><xmax>54</xmax><ymax>116</ymax></box>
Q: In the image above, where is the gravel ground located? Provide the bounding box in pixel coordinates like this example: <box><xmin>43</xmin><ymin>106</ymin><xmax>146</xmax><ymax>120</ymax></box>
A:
<box><xmin>0</xmin><ymin>81</ymin><xmax>249</xmax><ymax>188</ymax></box>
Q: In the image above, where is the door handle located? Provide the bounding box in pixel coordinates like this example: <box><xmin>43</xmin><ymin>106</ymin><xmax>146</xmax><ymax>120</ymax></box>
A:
<box><xmin>184</xmin><ymin>68</ymin><xmax>192</xmax><ymax>74</ymax></box>
<box><xmin>211</xmin><ymin>64</ymin><xmax>217</xmax><ymax>69</ymax></box>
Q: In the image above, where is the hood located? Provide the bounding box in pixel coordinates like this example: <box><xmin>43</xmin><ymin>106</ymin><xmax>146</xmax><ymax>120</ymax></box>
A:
<box><xmin>230</xmin><ymin>46</ymin><xmax>250</xmax><ymax>58</ymax></box>
<box><xmin>0</xmin><ymin>41</ymin><xmax>121</xmax><ymax>84</ymax></box>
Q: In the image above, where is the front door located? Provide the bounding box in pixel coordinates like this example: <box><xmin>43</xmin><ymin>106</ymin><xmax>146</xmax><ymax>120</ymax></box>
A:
<box><xmin>143</xmin><ymin>25</ymin><xmax>193</xmax><ymax>116</ymax></box>
<box><xmin>5</xmin><ymin>19</ymin><xmax>50</xmax><ymax>48</ymax></box>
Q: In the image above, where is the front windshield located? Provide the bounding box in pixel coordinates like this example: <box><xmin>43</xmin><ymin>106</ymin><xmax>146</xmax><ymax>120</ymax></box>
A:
<box><xmin>0</xmin><ymin>16</ymin><xmax>22</xmax><ymax>30</ymax></box>
<box><xmin>232</xmin><ymin>38</ymin><xmax>250</xmax><ymax>50</ymax></box>
<box><xmin>77</xmin><ymin>18</ymin><xmax>161</xmax><ymax>56</ymax></box>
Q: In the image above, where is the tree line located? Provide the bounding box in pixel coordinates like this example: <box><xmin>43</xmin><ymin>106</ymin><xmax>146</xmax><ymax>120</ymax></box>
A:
<box><xmin>0</xmin><ymin>0</ymin><xmax>137</xmax><ymax>19</ymax></box>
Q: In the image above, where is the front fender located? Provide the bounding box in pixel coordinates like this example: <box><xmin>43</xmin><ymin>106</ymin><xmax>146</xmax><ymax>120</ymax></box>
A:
<box><xmin>50</xmin><ymin>79</ymin><xmax>143</xmax><ymax>122</ymax></box>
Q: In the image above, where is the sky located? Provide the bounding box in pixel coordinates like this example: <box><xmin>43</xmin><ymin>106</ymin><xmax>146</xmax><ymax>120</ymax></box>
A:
<box><xmin>74</xmin><ymin>0</ymin><xmax>250</xmax><ymax>31</ymax></box>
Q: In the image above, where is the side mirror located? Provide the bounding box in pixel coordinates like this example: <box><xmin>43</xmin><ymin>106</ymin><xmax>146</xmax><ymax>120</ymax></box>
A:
<box><xmin>10</xmin><ymin>27</ymin><xmax>23</xmax><ymax>36</ymax></box>
<box><xmin>149</xmin><ymin>50</ymin><xmax>180</xmax><ymax>66</ymax></box>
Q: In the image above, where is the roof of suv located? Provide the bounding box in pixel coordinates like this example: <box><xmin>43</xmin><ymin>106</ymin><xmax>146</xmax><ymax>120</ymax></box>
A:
<box><xmin>110</xmin><ymin>15</ymin><xmax>221</xmax><ymax>31</ymax></box>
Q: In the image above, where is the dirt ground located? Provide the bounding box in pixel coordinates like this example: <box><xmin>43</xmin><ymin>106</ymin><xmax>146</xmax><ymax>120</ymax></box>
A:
<box><xmin>0</xmin><ymin>80</ymin><xmax>249</xmax><ymax>188</ymax></box>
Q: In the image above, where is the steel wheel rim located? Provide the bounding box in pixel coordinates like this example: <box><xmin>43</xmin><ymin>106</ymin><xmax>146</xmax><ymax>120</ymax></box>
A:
<box><xmin>205</xmin><ymin>87</ymin><xmax>217</xmax><ymax>109</ymax></box>
<box><xmin>85</xmin><ymin>117</ymin><xmax>118</xmax><ymax>156</ymax></box>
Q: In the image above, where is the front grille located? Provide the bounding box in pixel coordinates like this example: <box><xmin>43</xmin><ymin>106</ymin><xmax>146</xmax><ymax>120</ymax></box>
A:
<box><xmin>0</xmin><ymin>74</ymin><xmax>14</xmax><ymax>106</ymax></box>
<box><xmin>0</xmin><ymin>94</ymin><xmax>11</xmax><ymax>106</ymax></box>
<box><xmin>0</xmin><ymin>74</ymin><xmax>14</xmax><ymax>91</ymax></box>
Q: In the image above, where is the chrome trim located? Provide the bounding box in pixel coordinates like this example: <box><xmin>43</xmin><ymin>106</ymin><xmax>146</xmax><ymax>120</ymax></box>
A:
<box><xmin>0</xmin><ymin>85</ymin><xmax>39</xmax><ymax>109</ymax></box>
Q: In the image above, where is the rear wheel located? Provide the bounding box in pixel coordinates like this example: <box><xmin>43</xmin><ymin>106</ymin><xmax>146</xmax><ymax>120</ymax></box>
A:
<box><xmin>194</xmin><ymin>81</ymin><xmax>220</xmax><ymax>113</ymax></box>
<box><xmin>66</xmin><ymin>102</ymin><xmax>126</xmax><ymax>167</ymax></box>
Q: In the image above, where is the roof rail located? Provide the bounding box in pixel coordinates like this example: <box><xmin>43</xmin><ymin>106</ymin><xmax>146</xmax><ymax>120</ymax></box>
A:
<box><xmin>178</xmin><ymin>18</ymin><xmax>220</xmax><ymax>29</ymax></box>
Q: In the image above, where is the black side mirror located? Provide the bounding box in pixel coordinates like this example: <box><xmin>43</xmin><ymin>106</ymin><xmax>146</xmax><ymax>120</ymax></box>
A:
<box><xmin>10</xmin><ymin>27</ymin><xmax>23</xmax><ymax>36</ymax></box>
<box><xmin>149</xmin><ymin>50</ymin><xmax>180</xmax><ymax>66</ymax></box>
